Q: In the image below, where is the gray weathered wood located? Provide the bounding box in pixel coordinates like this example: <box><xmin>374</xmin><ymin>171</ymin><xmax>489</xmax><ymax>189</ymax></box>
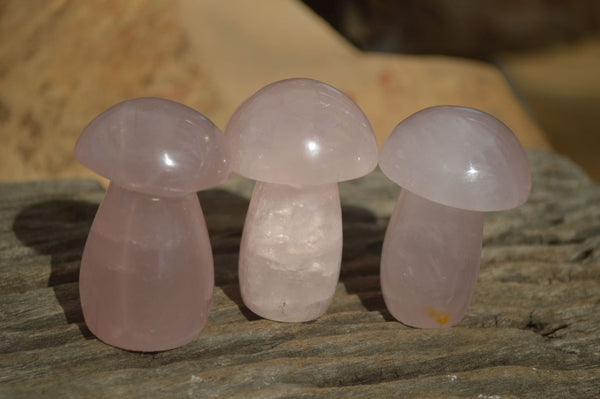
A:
<box><xmin>1</xmin><ymin>150</ymin><xmax>599</xmax><ymax>398</ymax></box>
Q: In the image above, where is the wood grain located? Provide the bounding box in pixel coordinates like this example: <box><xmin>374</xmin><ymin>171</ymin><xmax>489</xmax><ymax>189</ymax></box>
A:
<box><xmin>1</xmin><ymin>150</ymin><xmax>599</xmax><ymax>398</ymax></box>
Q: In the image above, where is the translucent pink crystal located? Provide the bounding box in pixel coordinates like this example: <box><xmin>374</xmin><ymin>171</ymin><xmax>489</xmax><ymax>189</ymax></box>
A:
<box><xmin>226</xmin><ymin>78</ymin><xmax>377</xmax><ymax>185</ymax></box>
<box><xmin>240</xmin><ymin>183</ymin><xmax>342</xmax><ymax>322</ymax></box>
<box><xmin>381</xmin><ymin>190</ymin><xmax>483</xmax><ymax>328</ymax></box>
<box><xmin>79</xmin><ymin>186</ymin><xmax>214</xmax><ymax>351</ymax></box>
<box><xmin>75</xmin><ymin>97</ymin><xmax>229</xmax><ymax>351</ymax></box>
<box><xmin>226</xmin><ymin>78</ymin><xmax>377</xmax><ymax>322</ymax></box>
<box><xmin>379</xmin><ymin>106</ymin><xmax>531</xmax><ymax>212</ymax></box>
<box><xmin>75</xmin><ymin>97</ymin><xmax>229</xmax><ymax>197</ymax></box>
<box><xmin>379</xmin><ymin>106</ymin><xmax>531</xmax><ymax>328</ymax></box>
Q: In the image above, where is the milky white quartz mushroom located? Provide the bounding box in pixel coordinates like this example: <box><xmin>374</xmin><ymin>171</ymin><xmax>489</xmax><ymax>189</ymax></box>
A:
<box><xmin>75</xmin><ymin>97</ymin><xmax>229</xmax><ymax>351</ymax></box>
<box><xmin>379</xmin><ymin>106</ymin><xmax>531</xmax><ymax>328</ymax></box>
<box><xmin>226</xmin><ymin>78</ymin><xmax>377</xmax><ymax>322</ymax></box>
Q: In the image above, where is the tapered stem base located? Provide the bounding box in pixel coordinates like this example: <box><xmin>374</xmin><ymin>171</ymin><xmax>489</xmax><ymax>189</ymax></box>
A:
<box><xmin>239</xmin><ymin>182</ymin><xmax>342</xmax><ymax>322</ymax></box>
<box><xmin>79</xmin><ymin>184</ymin><xmax>214</xmax><ymax>351</ymax></box>
<box><xmin>381</xmin><ymin>190</ymin><xmax>483</xmax><ymax>328</ymax></box>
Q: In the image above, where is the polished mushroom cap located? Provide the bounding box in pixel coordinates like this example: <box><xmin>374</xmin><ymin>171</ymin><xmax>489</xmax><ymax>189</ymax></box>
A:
<box><xmin>225</xmin><ymin>78</ymin><xmax>378</xmax><ymax>185</ymax></box>
<box><xmin>75</xmin><ymin>97</ymin><xmax>229</xmax><ymax>196</ymax></box>
<box><xmin>379</xmin><ymin>106</ymin><xmax>531</xmax><ymax>211</ymax></box>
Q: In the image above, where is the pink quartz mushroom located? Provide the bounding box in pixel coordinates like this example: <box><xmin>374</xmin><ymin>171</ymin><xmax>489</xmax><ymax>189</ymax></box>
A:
<box><xmin>74</xmin><ymin>97</ymin><xmax>229</xmax><ymax>351</ymax></box>
<box><xmin>225</xmin><ymin>78</ymin><xmax>378</xmax><ymax>322</ymax></box>
<box><xmin>379</xmin><ymin>106</ymin><xmax>531</xmax><ymax>328</ymax></box>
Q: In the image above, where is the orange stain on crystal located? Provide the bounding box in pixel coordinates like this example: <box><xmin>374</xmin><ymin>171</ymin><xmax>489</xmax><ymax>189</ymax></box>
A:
<box><xmin>426</xmin><ymin>309</ymin><xmax>450</xmax><ymax>325</ymax></box>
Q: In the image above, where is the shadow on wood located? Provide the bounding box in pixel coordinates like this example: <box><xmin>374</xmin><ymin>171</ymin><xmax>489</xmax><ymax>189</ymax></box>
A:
<box><xmin>198</xmin><ymin>189</ymin><xmax>263</xmax><ymax>321</ymax></box>
<box><xmin>12</xmin><ymin>199</ymin><xmax>98</xmax><ymax>339</ymax></box>
<box><xmin>200</xmin><ymin>188</ymin><xmax>393</xmax><ymax>322</ymax></box>
<box><xmin>339</xmin><ymin>204</ymin><xmax>397</xmax><ymax>321</ymax></box>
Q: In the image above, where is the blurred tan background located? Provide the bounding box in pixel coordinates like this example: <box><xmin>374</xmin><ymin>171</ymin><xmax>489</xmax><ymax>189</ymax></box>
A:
<box><xmin>1</xmin><ymin>0</ymin><xmax>597</xmax><ymax>186</ymax></box>
<box><xmin>304</xmin><ymin>0</ymin><xmax>600</xmax><ymax>181</ymax></box>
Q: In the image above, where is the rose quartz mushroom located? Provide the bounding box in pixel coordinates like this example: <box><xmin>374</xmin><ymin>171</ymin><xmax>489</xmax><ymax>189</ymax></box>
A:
<box><xmin>225</xmin><ymin>78</ymin><xmax>378</xmax><ymax>322</ymax></box>
<box><xmin>379</xmin><ymin>106</ymin><xmax>531</xmax><ymax>328</ymax></box>
<box><xmin>74</xmin><ymin>97</ymin><xmax>229</xmax><ymax>351</ymax></box>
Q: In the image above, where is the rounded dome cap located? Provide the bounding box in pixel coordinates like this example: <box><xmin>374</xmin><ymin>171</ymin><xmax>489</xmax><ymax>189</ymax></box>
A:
<box><xmin>75</xmin><ymin>97</ymin><xmax>229</xmax><ymax>196</ymax></box>
<box><xmin>379</xmin><ymin>106</ymin><xmax>531</xmax><ymax>211</ymax></box>
<box><xmin>225</xmin><ymin>78</ymin><xmax>378</xmax><ymax>185</ymax></box>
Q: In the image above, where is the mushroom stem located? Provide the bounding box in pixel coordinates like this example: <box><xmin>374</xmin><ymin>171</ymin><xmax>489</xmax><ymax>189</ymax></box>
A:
<box><xmin>239</xmin><ymin>181</ymin><xmax>343</xmax><ymax>322</ymax></box>
<box><xmin>381</xmin><ymin>189</ymin><xmax>484</xmax><ymax>328</ymax></box>
<box><xmin>79</xmin><ymin>183</ymin><xmax>214</xmax><ymax>351</ymax></box>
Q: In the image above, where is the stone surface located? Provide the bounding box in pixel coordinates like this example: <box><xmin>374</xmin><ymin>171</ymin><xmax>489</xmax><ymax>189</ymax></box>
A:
<box><xmin>225</xmin><ymin>78</ymin><xmax>378</xmax><ymax>185</ymax></box>
<box><xmin>1</xmin><ymin>150</ymin><xmax>599</xmax><ymax>397</ymax></box>
<box><xmin>80</xmin><ymin>184</ymin><xmax>214</xmax><ymax>351</ymax></box>
<box><xmin>379</xmin><ymin>106</ymin><xmax>531</xmax><ymax>211</ymax></box>
<box><xmin>239</xmin><ymin>182</ymin><xmax>342</xmax><ymax>322</ymax></box>
<box><xmin>381</xmin><ymin>189</ymin><xmax>484</xmax><ymax>328</ymax></box>
<box><xmin>75</xmin><ymin>97</ymin><xmax>229</xmax><ymax>197</ymax></box>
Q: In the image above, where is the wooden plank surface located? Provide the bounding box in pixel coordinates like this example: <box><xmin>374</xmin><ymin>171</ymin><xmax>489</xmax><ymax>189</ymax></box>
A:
<box><xmin>0</xmin><ymin>0</ymin><xmax>550</xmax><ymax>187</ymax></box>
<box><xmin>1</xmin><ymin>150</ymin><xmax>599</xmax><ymax>398</ymax></box>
